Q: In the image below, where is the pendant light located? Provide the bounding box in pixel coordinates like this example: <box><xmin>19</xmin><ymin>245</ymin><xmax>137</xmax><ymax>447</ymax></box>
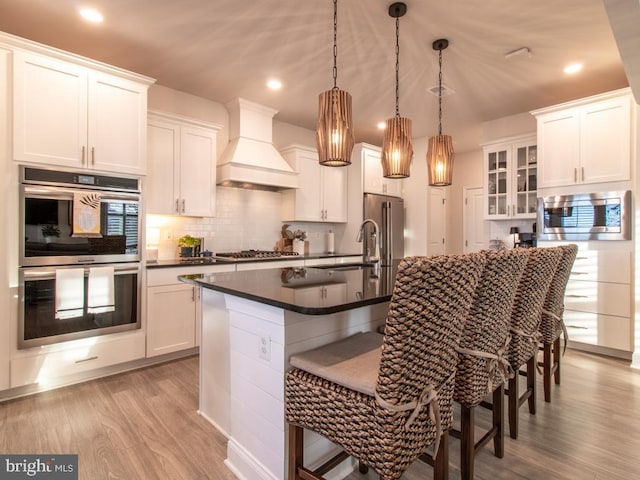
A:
<box><xmin>382</xmin><ymin>2</ymin><xmax>413</xmax><ymax>178</ymax></box>
<box><xmin>316</xmin><ymin>0</ymin><xmax>354</xmax><ymax>167</ymax></box>
<box><xmin>427</xmin><ymin>38</ymin><xmax>454</xmax><ymax>186</ymax></box>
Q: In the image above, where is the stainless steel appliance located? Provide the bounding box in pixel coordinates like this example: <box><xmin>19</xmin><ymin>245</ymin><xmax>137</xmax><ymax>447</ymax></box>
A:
<box><xmin>20</xmin><ymin>167</ymin><xmax>141</xmax><ymax>266</ymax></box>
<box><xmin>537</xmin><ymin>191</ymin><xmax>631</xmax><ymax>241</ymax></box>
<box><xmin>363</xmin><ymin>193</ymin><xmax>405</xmax><ymax>266</ymax></box>
<box><xmin>19</xmin><ymin>263</ymin><xmax>140</xmax><ymax>349</ymax></box>
<box><xmin>214</xmin><ymin>250</ymin><xmax>301</xmax><ymax>262</ymax></box>
<box><xmin>18</xmin><ymin>167</ymin><xmax>141</xmax><ymax>349</ymax></box>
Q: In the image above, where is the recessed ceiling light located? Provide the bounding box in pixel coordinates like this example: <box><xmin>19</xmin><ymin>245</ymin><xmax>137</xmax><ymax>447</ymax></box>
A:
<box><xmin>377</xmin><ymin>122</ymin><xmax>386</xmax><ymax>130</ymax></box>
<box><xmin>563</xmin><ymin>63</ymin><xmax>583</xmax><ymax>75</ymax></box>
<box><xmin>79</xmin><ymin>8</ymin><xmax>104</xmax><ymax>23</ymax></box>
<box><xmin>266</xmin><ymin>79</ymin><xmax>282</xmax><ymax>90</ymax></box>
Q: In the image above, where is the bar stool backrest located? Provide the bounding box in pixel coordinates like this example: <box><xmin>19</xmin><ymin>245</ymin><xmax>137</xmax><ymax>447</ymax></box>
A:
<box><xmin>539</xmin><ymin>244</ymin><xmax>578</xmax><ymax>344</ymax></box>
<box><xmin>455</xmin><ymin>248</ymin><xmax>530</xmax><ymax>407</ymax></box>
<box><xmin>508</xmin><ymin>247</ymin><xmax>563</xmax><ymax>369</ymax></box>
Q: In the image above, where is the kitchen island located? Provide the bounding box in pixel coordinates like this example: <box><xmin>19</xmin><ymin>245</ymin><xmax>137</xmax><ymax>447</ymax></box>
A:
<box><xmin>180</xmin><ymin>263</ymin><xmax>397</xmax><ymax>480</ymax></box>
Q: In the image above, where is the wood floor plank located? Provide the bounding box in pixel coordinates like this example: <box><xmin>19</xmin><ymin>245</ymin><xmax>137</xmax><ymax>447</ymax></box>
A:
<box><xmin>1</xmin><ymin>350</ymin><xmax>639</xmax><ymax>479</ymax></box>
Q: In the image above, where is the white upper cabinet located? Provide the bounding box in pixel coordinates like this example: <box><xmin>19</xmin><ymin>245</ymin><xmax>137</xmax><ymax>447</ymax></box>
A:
<box><xmin>532</xmin><ymin>89</ymin><xmax>633</xmax><ymax>188</ymax></box>
<box><xmin>482</xmin><ymin>134</ymin><xmax>537</xmax><ymax>219</ymax></box>
<box><xmin>147</xmin><ymin>111</ymin><xmax>220</xmax><ymax>217</ymax></box>
<box><xmin>13</xmin><ymin>49</ymin><xmax>151</xmax><ymax>175</ymax></box>
<box><xmin>281</xmin><ymin>145</ymin><xmax>347</xmax><ymax>223</ymax></box>
<box><xmin>361</xmin><ymin>145</ymin><xmax>403</xmax><ymax>197</ymax></box>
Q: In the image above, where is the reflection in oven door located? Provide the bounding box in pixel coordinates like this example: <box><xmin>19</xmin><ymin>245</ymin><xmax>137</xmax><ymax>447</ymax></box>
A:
<box><xmin>19</xmin><ymin>263</ymin><xmax>140</xmax><ymax>349</ymax></box>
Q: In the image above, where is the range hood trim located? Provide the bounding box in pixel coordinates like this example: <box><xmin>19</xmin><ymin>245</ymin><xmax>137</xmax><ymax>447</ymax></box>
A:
<box><xmin>217</xmin><ymin>98</ymin><xmax>300</xmax><ymax>190</ymax></box>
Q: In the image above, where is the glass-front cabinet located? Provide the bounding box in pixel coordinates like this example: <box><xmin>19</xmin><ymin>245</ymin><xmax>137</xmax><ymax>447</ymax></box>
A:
<box><xmin>483</xmin><ymin>134</ymin><xmax>537</xmax><ymax>220</ymax></box>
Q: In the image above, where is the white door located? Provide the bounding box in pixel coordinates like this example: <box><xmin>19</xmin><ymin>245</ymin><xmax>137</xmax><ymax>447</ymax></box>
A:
<box><xmin>427</xmin><ymin>187</ymin><xmax>446</xmax><ymax>256</ymax></box>
<box><xmin>464</xmin><ymin>186</ymin><xmax>490</xmax><ymax>253</ymax></box>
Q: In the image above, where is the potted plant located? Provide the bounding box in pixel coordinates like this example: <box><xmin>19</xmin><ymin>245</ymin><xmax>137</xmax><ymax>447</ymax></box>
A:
<box><xmin>41</xmin><ymin>224</ymin><xmax>60</xmax><ymax>243</ymax></box>
<box><xmin>178</xmin><ymin>235</ymin><xmax>200</xmax><ymax>258</ymax></box>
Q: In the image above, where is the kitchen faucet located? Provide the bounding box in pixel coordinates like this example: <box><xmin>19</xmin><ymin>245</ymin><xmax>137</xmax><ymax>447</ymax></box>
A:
<box><xmin>356</xmin><ymin>219</ymin><xmax>380</xmax><ymax>264</ymax></box>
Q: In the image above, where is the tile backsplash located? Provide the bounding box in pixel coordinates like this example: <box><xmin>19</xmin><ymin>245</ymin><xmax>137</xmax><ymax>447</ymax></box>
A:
<box><xmin>147</xmin><ymin>186</ymin><xmax>343</xmax><ymax>259</ymax></box>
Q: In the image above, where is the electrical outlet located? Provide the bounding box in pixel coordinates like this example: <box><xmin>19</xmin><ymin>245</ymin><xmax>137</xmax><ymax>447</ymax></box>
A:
<box><xmin>258</xmin><ymin>333</ymin><xmax>271</xmax><ymax>361</ymax></box>
<box><xmin>164</xmin><ymin>229</ymin><xmax>173</xmax><ymax>241</ymax></box>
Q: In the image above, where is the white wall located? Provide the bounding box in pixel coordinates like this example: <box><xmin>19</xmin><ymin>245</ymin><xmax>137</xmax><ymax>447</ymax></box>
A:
<box><xmin>481</xmin><ymin>112</ymin><xmax>536</xmax><ymax>143</ymax></box>
<box><xmin>403</xmin><ymin>136</ymin><xmax>428</xmax><ymax>256</ymax></box>
<box><xmin>0</xmin><ymin>48</ymin><xmax>12</xmax><ymax>390</ymax></box>
<box><xmin>447</xmin><ymin>149</ymin><xmax>484</xmax><ymax>254</ymax></box>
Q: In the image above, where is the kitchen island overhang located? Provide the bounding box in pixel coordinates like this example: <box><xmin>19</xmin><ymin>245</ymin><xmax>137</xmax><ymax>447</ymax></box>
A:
<box><xmin>179</xmin><ymin>264</ymin><xmax>397</xmax><ymax>480</ymax></box>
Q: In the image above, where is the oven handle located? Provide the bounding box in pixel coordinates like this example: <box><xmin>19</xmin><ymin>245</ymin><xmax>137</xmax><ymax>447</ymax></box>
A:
<box><xmin>22</xmin><ymin>263</ymin><xmax>140</xmax><ymax>281</ymax></box>
<box><xmin>22</xmin><ymin>184</ymin><xmax>140</xmax><ymax>202</ymax></box>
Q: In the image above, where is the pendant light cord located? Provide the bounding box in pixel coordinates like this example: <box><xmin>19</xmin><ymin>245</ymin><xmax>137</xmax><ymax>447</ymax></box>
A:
<box><xmin>438</xmin><ymin>47</ymin><xmax>443</xmax><ymax>135</ymax></box>
<box><xmin>395</xmin><ymin>16</ymin><xmax>400</xmax><ymax>117</ymax></box>
<box><xmin>333</xmin><ymin>0</ymin><xmax>338</xmax><ymax>90</ymax></box>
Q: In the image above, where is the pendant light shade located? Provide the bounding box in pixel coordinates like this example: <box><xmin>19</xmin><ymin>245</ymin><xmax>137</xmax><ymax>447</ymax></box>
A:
<box><xmin>317</xmin><ymin>88</ymin><xmax>354</xmax><ymax>166</ymax></box>
<box><xmin>427</xmin><ymin>38</ymin><xmax>454</xmax><ymax>186</ymax></box>
<box><xmin>316</xmin><ymin>0</ymin><xmax>354</xmax><ymax>167</ymax></box>
<box><xmin>427</xmin><ymin>134</ymin><xmax>454</xmax><ymax>186</ymax></box>
<box><xmin>382</xmin><ymin>2</ymin><xmax>412</xmax><ymax>179</ymax></box>
<box><xmin>382</xmin><ymin>116</ymin><xmax>413</xmax><ymax>178</ymax></box>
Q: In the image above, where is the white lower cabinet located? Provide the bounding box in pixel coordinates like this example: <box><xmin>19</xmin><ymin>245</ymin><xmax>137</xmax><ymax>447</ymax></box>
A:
<box><xmin>10</xmin><ymin>331</ymin><xmax>145</xmax><ymax>388</ymax></box>
<box><xmin>147</xmin><ymin>283</ymin><xmax>198</xmax><ymax>357</ymax></box>
<box><xmin>146</xmin><ymin>264</ymin><xmax>235</xmax><ymax>357</ymax></box>
<box><xmin>563</xmin><ymin>247</ymin><xmax>632</xmax><ymax>355</ymax></box>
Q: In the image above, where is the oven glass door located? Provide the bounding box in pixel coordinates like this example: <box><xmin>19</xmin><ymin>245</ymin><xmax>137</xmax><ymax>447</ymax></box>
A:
<box><xmin>21</xmin><ymin>185</ymin><xmax>140</xmax><ymax>266</ymax></box>
<box><xmin>19</xmin><ymin>263</ymin><xmax>140</xmax><ymax>349</ymax></box>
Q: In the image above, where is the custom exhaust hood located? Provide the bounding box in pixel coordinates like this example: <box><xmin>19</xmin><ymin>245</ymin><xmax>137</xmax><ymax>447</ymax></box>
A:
<box><xmin>217</xmin><ymin>98</ymin><xmax>299</xmax><ymax>190</ymax></box>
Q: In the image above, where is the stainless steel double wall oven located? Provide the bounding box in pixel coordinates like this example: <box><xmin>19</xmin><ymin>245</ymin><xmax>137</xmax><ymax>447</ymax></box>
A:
<box><xmin>19</xmin><ymin>167</ymin><xmax>142</xmax><ymax>349</ymax></box>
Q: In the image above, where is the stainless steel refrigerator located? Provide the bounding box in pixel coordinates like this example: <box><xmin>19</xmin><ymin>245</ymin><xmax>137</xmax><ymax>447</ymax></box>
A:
<box><xmin>363</xmin><ymin>193</ymin><xmax>405</xmax><ymax>266</ymax></box>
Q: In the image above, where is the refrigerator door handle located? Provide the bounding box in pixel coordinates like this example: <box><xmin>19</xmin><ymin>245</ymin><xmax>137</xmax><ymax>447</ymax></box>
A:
<box><xmin>382</xmin><ymin>201</ymin><xmax>392</xmax><ymax>265</ymax></box>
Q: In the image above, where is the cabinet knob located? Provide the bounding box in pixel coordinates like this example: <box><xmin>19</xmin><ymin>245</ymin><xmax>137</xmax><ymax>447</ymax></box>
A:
<box><xmin>175</xmin><ymin>199</ymin><xmax>180</xmax><ymax>213</ymax></box>
<box><xmin>182</xmin><ymin>199</ymin><xmax>186</xmax><ymax>213</ymax></box>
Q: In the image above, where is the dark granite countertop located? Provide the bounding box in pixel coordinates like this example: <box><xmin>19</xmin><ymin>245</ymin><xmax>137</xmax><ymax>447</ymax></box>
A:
<box><xmin>179</xmin><ymin>262</ymin><xmax>398</xmax><ymax>315</ymax></box>
<box><xmin>147</xmin><ymin>253</ymin><xmax>362</xmax><ymax>269</ymax></box>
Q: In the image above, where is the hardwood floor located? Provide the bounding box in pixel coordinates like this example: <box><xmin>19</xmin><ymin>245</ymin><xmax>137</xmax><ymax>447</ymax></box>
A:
<box><xmin>0</xmin><ymin>356</ymin><xmax>235</xmax><ymax>480</ymax></box>
<box><xmin>1</xmin><ymin>349</ymin><xmax>639</xmax><ymax>479</ymax></box>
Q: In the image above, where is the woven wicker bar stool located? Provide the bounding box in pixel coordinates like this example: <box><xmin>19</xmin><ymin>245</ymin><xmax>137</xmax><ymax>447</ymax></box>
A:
<box><xmin>285</xmin><ymin>253</ymin><xmax>486</xmax><ymax>480</ymax></box>
<box><xmin>452</xmin><ymin>248</ymin><xmax>529</xmax><ymax>480</ymax></box>
<box><xmin>506</xmin><ymin>246</ymin><xmax>563</xmax><ymax>439</ymax></box>
<box><xmin>538</xmin><ymin>244</ymin><xmax>578</xmax><ymax>402</ymax></box>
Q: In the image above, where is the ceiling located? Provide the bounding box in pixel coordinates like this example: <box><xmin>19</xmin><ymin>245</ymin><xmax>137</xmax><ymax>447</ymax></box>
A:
<box><xmin>0</xmin><ymin>0</ymin><xmax>630</xmax><ymax>153</ymax></box>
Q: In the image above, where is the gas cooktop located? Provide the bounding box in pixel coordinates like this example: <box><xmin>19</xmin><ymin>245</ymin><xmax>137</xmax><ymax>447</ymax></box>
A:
<box><xmin>214</xmin><ymin>250</ymin><xmax>300</xmax><ymax>261</ymax></box>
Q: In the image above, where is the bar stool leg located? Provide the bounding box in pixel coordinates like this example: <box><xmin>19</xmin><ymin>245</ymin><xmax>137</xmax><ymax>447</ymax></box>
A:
<box><xmin>543</xmin><ymin>343</ymin><xmax>552</xmax><ymax>402</ymax></box>
<box><xmin>460</xmin><ymin>405</ymin><xmax>474</xmax><ymax>480</ymax></box>
<box><xmin>508</xmin><ymin>374</ymin><xmax>519</xmax><ymax>439</ymax></box>
<box><xmin>554</xmin><ymin>337</ymin><xmax>562</xmax><ymax>385</ymax></box>
<box><xmin>433</xmin><ymin>431</ymin><xmax>449</xmax><ymax>480</ymax></box>
<box><xmin>493</xmin><ymin>384</ymin><xmax>505</xmax><ymax>458</ymax></box>
<box><xmin>527</xmin><ymin>356</ymin><xmax>536</xmax><ymax>414</ymax></box>
<box><xmin>289</xmin><ymin>424</ymin><xmax>304</xmax><ymax>480</ymax></box>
